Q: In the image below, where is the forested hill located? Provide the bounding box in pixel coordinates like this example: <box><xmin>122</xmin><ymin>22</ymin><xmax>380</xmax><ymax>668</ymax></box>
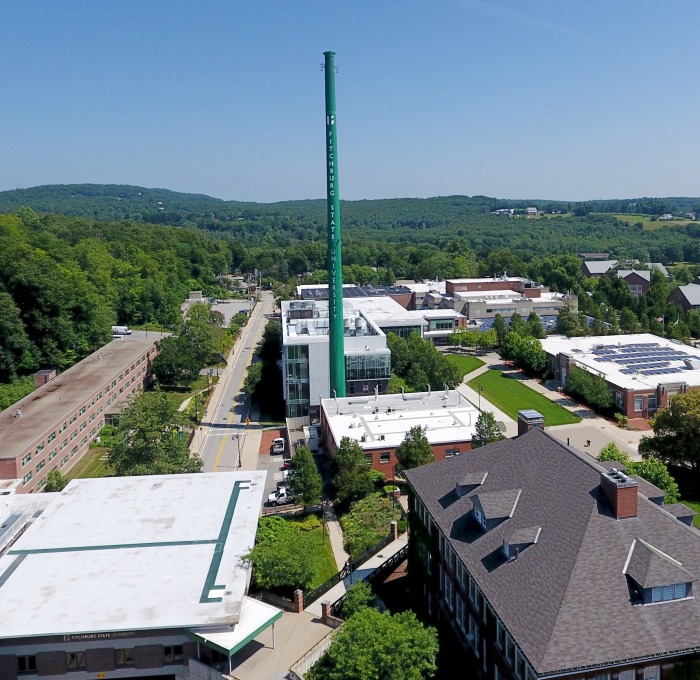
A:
<box><xmin>0</xmin><ymin>210</ymin><xmax>235</xmax><ymax>383</ymax></box>
<box><xmin>1</xmin><ymin>184</ymin><xmax>699</xmax><ymax>231</ymax></box>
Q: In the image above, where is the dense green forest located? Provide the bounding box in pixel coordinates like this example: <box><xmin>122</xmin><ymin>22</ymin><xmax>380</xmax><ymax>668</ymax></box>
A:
<box><xmin>0</xmin><ymin>209</ymin><xmax>234</xmax><ymax>382</ymax></box>
<box><xmin>4</xmin><ymin>184</ymin><xmax>700</xmax><ymax>389</ymax></box>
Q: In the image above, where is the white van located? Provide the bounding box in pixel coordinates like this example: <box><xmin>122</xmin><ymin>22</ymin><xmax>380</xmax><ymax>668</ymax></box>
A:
<box><xmin>111</xmin><ymin>325</ymin><xmax>132</xmax><ymax>335</ymax></box>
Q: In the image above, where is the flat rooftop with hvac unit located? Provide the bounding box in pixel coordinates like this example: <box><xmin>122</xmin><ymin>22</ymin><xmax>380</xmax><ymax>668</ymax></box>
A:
<box><xmin>0</xmin><ymin>471</ymin><xmax>277</xmax><ymax>679</ymax></box>
<box><xmin>320</xmin><ymin>389</ymin><xmax>480</xmax><ymax>476</ymax></box>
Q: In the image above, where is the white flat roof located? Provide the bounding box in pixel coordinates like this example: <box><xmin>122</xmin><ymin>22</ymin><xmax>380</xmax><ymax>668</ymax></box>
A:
<box><xmin>541</xmin><ymin>333</ymin><xmax>700</xmax><ymax>391</ymax></box>
<box><xmin>188</xmin><ymin>597</ymin><xmax>282</xmax><ymax>657</ymax></box>
<box><xmin>322</xmin><ymin>391</ymin><xmax>478</xmax><ymax>449</ymax></box>
<box><xmin>0</xmin><ymin>471</ymin><xmax>266</xmax><ymax>639</ymax></box>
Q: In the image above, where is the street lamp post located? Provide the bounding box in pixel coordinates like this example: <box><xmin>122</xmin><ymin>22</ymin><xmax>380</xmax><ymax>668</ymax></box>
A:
<box><xmin>478</xmin><ymin>384</ymin><xmax>483</xmax><ymax>411</ymax></box>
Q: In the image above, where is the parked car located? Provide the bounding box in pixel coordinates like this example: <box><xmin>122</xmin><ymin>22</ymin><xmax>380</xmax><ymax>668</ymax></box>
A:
<box><xmin>267</xmin><ymin>486</ymin><xmax>294</xmax><ymax>506</ymax></box>
<box><xmin>271</xmin><ymin>437</ymin><xmax>285</xmax><ymax>454</ymax></box>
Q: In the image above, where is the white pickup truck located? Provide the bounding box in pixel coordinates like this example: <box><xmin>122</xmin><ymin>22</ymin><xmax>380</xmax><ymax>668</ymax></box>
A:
<box><xmin>267</xmin><ymin>486</ymin><xmax>294</xmax><ymax>507</ymax></box>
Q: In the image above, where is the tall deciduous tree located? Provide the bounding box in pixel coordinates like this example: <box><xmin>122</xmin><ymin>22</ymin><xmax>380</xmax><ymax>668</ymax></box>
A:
<box><xmin>333</xmin><ymin>437</ymin><xmax>374</xmax><ymax>507</ymax></box>
<box><xmin>639</xmin><ymin>388</ymin><xmax>700</xmax><ymax>473</ymax></box>
<box><xmin>565</xmin><ymin>366</ymin><xmax>613</xmax><ymax>410</ymax></box>
<box><xmin>395</xmin><ymin>426</ymin><xmax>435</xmax><ymax>474</ymax></box>
<box><xmin>473</xmin><ymin>411</ymin><xmax>506</xmax><ymax>448</ymax></box>
<box><xmin>307</xmin><ymin>608</ymin><xmax>438</xmax><ymax>680</ymax></box>
<box><xmin>288</xmin><ymin>445</ymin><xmax>323</xmax><ymax>507</ymax></box>
<box><xmin>110</xmin><ymin>389</ymin><xmax>202</xmax><ymax>476</ymax></box>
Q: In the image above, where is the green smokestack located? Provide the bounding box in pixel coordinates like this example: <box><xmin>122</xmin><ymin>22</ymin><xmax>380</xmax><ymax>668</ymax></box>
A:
<box><xmin>324</xmin><ymin>51</ymin><xmax>346</xmax><ymax>397</ymax></box>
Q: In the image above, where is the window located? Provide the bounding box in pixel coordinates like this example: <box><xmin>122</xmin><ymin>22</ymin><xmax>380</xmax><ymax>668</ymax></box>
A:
<box><xmin>71</xmin><ymin>430</ymin><xmax>77</xmax><ymax>440</ymax></box>
<box><xmin>651</xmin><ymin>583</ymin><xmax>687</xmax><ymax>602</ymax></box>
<box><xmin>60</xmin><ymin>439</ymin><xmax>67</xmax><ymax>450</ymax></box>
<box><xmin>505</xmin><ymin>634</ymin><xmax>514</xmax><ymax>667</ymax></box>
<box><xmin>496</xmin><ymin>620</ymin><xmax>505</xmax><ymax>650</ymax></box>
<box><xmin>456</xmin><ymin>561</ymin><xmax>466</xmax><ymax>587</ymax></box>
<box><xmin>444</xmin><ymin>573</ymin><xmax>454</xmax><ymax>611</ymax></box>
<box><xmin>469</xmin><ymin>615</ymin><xmax>480</xmax><ymax>658</ymax></box>
<box><xmin>21</xmin><ymin>453</ymin><xmax>31</xmax><ymax>467</ymax></box>
<box><xmin>79</xmin><ymin>406</ymin><xmax>86</xmax><ymax>415</ymax></box>
<box><xmin>60</xmin><ymin>422</ymin><xmax>67</xmax><ymax>432</ymax></box>
<box><xmin>70</xmin><ymin>414</ymin><xmax>77</xmax><ymax>424</ymax></box>
<box><xmin>379</xmin><ymin>452</ymin><xmax>391</xmax><ymax>464</ymax></box>
<box><xmin>61</xmin><ymin>455</ymin><xmax>69</xmax><ymax>467</ymax></box>
<box><xmin>97</xmin><ymin>391</ymin><xmax>103</xmax><ymax>400</ymax></box>
<box><xmin>163</xmin><ymin>645</ymin><xmax>183</xmax><ymax>663</ymax></box>
<box><xmin>80</xmin><ymin>422</ymin><xmax>87</xmax><ymax>431</ymax></box>
<box><xmin>116</xmin><ymin>648</ymin><xmax>135</xmax><ymax>666</ymax></box>
<box><xmin>618</xmin><ymin>671</ymin><xmax>634</xmax><ymax>680</ymax></box>
<box><xmin>364</xmin><ymin>454</ymin><xmax>373</xmax><ymax>464</ymax></box>
<box><xmin>89</xmin><ymin>413</ymin><xmax>95</xmax><ymax>422</ymax></box>
<box><xmin>48</xmin><ymin>431</ymin><xmax>56</xmax><ymax>442</ymax></box>
<box><xmin>648</xmin><ymin>395</ymin><xmax>657</xmax><ymax>410</ymax></box>
<box><xmin>593</xmin><ymin>674</ymin><xmax>610</xmax><ymax>680</ymax></box>
<box><xmin>23</xmin><ymin>472</ymin><xmax>32</xmax><ymax>485</ymax></box>
<box><xmin>445</xmin><ymin>448</ymin><xmax>460</xmax><ymax>457</ymax></box>
<box><xmin>615</xmin><ymin>391</ymin><xmax>624</xmax><ymax>409</ymax></box>
<box><xmin>71</xmin><ymin>446</ymin><xmax>78</xmax><ymax>455</ymax></box>
<box><xmin>66</xmin><ymin>652</ymin><xmax>87</xmax><ymax>669</ymax></box>
<box><xmin>17</xmin><ymin>655</ymin><xmax>36</xmax><ymax>673</ymax></box>
<box><xmin>456</xmin><ymin>594</ymin><xmax>466</xmax><ymax>632</ymax></box>
<box><xmin>38</xmin><ymin>477</ymin><xmax>47</xmax><ymax>490</ymax></box>
<box><xmin>48</xmin><ymin>450</ymin><xmax>57</xmax><ymax>461</ymax></box>
<box><xmin>35</xmin><ymin>442</ymin><xmax>44</xmax><ymax>453</ymax></box>
<box><xmin>474</xmin><ymin>506</ymin><xmax>485</xmax><ymax>528</ymax></box>
<box><xmin>469</xmin><ymin>575</ymin><xmax>477</xmax><ymax>606</ymax></box>
<box><xmin>515</xmin><ymin>649</ymin><xmax>525</xmax><ymax>679</ymax></box>
<box><xmin>36</xmin><ymin>460</ymin><xmax>45</xmax><ymax>473</ymax></box>
<box><xmin>634</xmin><ymin>396</ymin><xmax>643</xmax><ymax>412</ymax></box>
<box><xmin>643</xmin><ymin>668</ymin><xmax>660</xmax><ymax>680</ymax></box>
<box><xmin>80</xmin><ymin>436</ymin><xmax>88</xmax><ymax>446</ymax></box>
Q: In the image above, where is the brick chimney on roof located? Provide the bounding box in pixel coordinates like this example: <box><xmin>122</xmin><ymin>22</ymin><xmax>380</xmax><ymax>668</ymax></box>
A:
<box><xmin>517</xmin><ymin>410</ymin><xmax>544</xmax><ymax>437</ymax></box>
<box><xmin>601</xmin><ymin>468</ymin><xmax>638</xmax><ymax>519</ymax></box>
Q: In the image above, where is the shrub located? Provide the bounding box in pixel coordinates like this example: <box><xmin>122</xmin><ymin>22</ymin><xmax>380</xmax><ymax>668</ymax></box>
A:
<box><xmin>340</xmin><ymin>493</ymin><xmax>402</xmax><ymax>556</ymax></box>
<box><xmin>614</xmin><ymin>412</ymin><xmax>628</xmax><ymax>428</ymax></box>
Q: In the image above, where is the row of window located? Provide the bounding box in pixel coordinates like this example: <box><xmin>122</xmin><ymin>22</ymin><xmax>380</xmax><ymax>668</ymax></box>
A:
<box><xmin>365</xmin><ymin>451</ymin><xmax>392</xmax><ymax>465</ymax></box>
<box><xmin>22</xmin><ymin>357</ymin><xmax>149</xmax><ymax>467</ymax></box>
<box><xmin>17</xmin><ymin>645</ymin><xmax>182</xmax><ymax>674</ymax></box>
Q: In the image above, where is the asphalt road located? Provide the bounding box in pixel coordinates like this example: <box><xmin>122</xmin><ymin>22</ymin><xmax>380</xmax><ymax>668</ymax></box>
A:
<box><xmin>196</xmin><ymin>291</ymin><xmax>275</xmax><ymax>473</ymax></box>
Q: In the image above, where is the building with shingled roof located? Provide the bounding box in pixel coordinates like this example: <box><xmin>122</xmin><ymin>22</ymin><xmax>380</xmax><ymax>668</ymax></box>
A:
<box><xmin>404</xmin><ymin>418</ymin><xmax>700</xmax><ymax>680</ymax></box>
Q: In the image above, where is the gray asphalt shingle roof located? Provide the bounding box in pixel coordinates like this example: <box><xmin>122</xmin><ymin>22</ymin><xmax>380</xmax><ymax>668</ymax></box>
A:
<box><xmin>624</xmin><ymin>539</ymin><xmax>696</xmax><ymax>589</ymax></box>
<box><xmin>404</xmin><ymin>427</ymin><xmax>700</xmax><ymax>675</ymax></box>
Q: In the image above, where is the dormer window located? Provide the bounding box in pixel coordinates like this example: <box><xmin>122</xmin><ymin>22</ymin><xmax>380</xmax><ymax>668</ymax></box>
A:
<box><xmin>474</xmin><ymin>506</ymin><xmax>485</xmax><ymax>528</ymax></box>
<box><xmin>651</xmin><ymin>583</ymin><xmax>688</xmax><ymax>603</ymax></box>
<box><xmin>623</xmin><ymin>539</ymin><xmax>696</xmax><ymax>605</ymax></box>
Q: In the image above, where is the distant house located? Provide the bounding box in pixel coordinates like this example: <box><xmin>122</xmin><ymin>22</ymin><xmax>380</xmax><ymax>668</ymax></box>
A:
<box><xmin>525</xmin><ymin>207</ymin><xmax>538</xmax><ymax>216</ymax></box>
<box><xmin>578</xmin><ymin>252</ymin><xmax>611</xmax><ymax>261</ymax></box>
<box><xmin>668</xmin><ymin>283</ymin><xmax>700</xmax><ymax>312</ymax></box>
<box><xmin>659</xmin><ymin>213</ymin><xmax>675</xmax><ymax>221</ymax></box>
<box><xmin>580</xmin><ymin>259</ymin><xmax>618</xmax><ymax>277</ymax></box>
<box><xmin>617</xmin><ymin>270</ymin><xmax>651</xmax><ymax>298</ymax></box>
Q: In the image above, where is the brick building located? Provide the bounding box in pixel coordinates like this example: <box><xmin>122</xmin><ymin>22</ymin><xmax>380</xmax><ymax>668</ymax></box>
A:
<box><xmin>0</xmin><ymin>333</ymin><xmax>157</xmax><ymax>493</ymax></box>
<box><xmin>320</xmin><ymin>390</ymin><xmax>480</xmax><ymax>477</ymax></box>
<box><xmin>541</xmin><ymin>333</ymin><xmax>700</xmax><ymax>419</ymax></box>
<box><xmin>405</xmin><ymin>422</ymin><xmax>700</xmax><ymax>680</ymax></box>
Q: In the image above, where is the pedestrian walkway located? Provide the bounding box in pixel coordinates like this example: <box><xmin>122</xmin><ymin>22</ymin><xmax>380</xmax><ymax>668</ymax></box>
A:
<box><xmin>305</xmin><ymin>534</ymin><xmax>409</xmax><ymax>618</ymax></box>
<box><xmin>456</xmin><ymin>357</ymin><xmax>518</xmax><ymax>437</ymax></box>
<box><xmin>324</xmin><ymin>504</ymin><xmax>349</xmax><ymax>571</ymax></box>
<box><xmin>469</xmin><ymin>351</ymin><xmax>649</xmax><ymax>458</ymax></box>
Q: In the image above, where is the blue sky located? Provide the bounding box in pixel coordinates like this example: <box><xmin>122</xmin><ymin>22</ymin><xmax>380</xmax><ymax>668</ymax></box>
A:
<box><xmin>3</xmin><ymin>1</ymin><xmax>699</xmax><ymax>203</ymax></box>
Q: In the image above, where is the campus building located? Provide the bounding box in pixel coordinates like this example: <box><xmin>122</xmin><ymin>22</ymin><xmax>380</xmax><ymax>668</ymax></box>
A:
<box><xmin>541</xmin><ymin>333</ymin><xmax>700</xmax><ymax>419</ymax></box>
<box><xmin>281</xmin><ymin>298</ymin><xmax>467</xmax><ymax>425</ymax></box>
<box><xmin>320</xmin><ymin>390</ymin><xmax>480</xmax><ymax>476</ymax></box>
<box><xmin>0</xmin><ymin>470</ymin><xmax>276</xmax><ymax>680</ymax></box>
<box><xmin>404</xmin><ymin>421</ymin><xmax>700</xmax><ymax>680</ymax></box>
<box><xmin>0</xmin><ymin>333</ymin><xmax>157</xmax><ymax>493</ymax></box>
<box><xmin>442</xmin><ymin>277</ymin><xmax>577</xmax><ymax>320</ymax></box>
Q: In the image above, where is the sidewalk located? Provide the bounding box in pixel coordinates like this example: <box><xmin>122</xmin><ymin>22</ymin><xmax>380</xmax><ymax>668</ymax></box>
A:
<box><xmin>456</xmin><ymin>356</ymin><xmax>518</xmax><ymax>437</ymax></box>
<box><xmin>471</xmin><ymin>352</ymin><xmax>649</xmax><ymax>458</ymax></box>
<box><xmin>305</xmin><ymin>534</ymin><xmax>409</xmax><ymax>618</ymax></box>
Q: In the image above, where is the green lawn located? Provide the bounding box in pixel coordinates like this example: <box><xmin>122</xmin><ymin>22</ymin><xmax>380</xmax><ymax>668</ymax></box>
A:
<box><xmin>445</xmin><ymin>354</ymin><xmax>485</xmax><ymax>380</ymax></box>
<box><xmin>66</xmin><ymin>446</ymin><xmax>113</xmax><ymax>480</ymax></box>
<box><xmin>468</xmin><ymin>370</ymin><xmax>582</xmax><ymax>426</ymax></box>
<box><xmin>294</xmin><ymin>519</ymin><xmax>339</xmax><ymax>587</ymax></box>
